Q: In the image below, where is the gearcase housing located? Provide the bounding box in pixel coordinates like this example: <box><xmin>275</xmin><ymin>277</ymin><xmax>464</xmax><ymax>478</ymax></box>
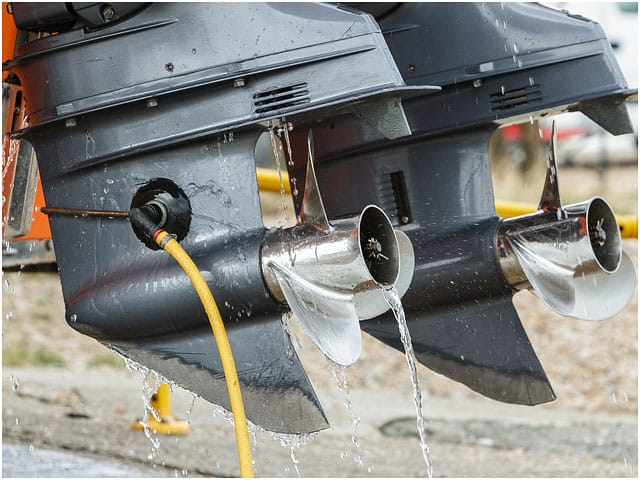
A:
<box><xmin>4</xmin><ymin>2</ymin><xmax>636</xmax><ymax>433</ymax></box>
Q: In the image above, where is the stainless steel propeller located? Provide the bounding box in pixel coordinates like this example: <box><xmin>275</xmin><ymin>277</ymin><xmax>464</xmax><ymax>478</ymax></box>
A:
<box><xmin>498</xmin><ymin>122</ymin><xmax>636</xmax><ymax>321</ymax></box>
<box><xmin>262</xmin><ymin>130</ymin><xmax>415</xmax><ymax>365</ymax></box>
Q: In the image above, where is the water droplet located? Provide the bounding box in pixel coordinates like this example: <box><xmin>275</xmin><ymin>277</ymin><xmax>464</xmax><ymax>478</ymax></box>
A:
<box><xmin>269</xmin><ymin>430</ymin><xmax>316</xmax><ymax>477</ymax></box>
<box><xmin>328</xmin><ymin>359</ymin><xmax>365</xmax><ymax>468</ymax></box>
<box><xmin>10</xmin><ymin>375</ymin><xmax>19</xmax><ymax>391</ymax></box>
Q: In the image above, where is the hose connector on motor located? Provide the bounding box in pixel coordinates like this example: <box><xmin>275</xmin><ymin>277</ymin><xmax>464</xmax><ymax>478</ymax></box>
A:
<box><xmin>129</xmin><ymin>178</ymin><xmax>191</xmax><ymax>250</ymax></box>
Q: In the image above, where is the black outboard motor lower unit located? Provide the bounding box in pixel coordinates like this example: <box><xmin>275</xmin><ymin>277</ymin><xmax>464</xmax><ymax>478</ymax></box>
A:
<box><xmin>3</xmin><ymin>2</ymin><xmax>635</xmax><ymax>434</ymax></box>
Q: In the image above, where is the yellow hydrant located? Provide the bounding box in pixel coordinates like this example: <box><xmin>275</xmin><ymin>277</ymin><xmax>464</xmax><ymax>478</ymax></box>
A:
<box><xmin>132</xmin><ymin>383</ymin><xmax>190</xmax><ymax>435</ymax></box>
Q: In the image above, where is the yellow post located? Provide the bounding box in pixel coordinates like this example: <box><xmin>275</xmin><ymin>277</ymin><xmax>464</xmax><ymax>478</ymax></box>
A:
<box><xmin>132</xmin><ymin>383</ymin><xmax>190</xmax><ymax>435</ymax></box>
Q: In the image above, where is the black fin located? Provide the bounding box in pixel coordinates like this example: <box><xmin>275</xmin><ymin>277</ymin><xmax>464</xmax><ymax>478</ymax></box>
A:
<box><xmin>108</xmin><ymin>315</ymin><xmax>329</xmax><ymax>434</ymax></box>
<box><xmin>362</xmin><ymin>297</ymin><xmax>556</xmax><ymax>406</ymax></box>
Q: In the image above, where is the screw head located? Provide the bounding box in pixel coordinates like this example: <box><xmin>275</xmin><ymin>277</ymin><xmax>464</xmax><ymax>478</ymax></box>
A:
<box><xmin>101</xmin><ymin>4</ymin><xmax>116</xmax><ymax>21</ymax></box>
<box><xmin>233</xmin><ymin>78</ymin><xmax>246</xmax><ymax>88</ymax></box>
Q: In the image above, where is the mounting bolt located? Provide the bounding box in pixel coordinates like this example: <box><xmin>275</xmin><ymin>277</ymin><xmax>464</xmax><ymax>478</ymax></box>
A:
<box><xmin>146</xmin><ymin>98</ymin><xmax>158</xmax><ymax>108</ymax></box>
<box><xmin>101</xmin><ymin>4</ymin><xmax>116</xmax><ymax>21</ymax></box>
<box><xmin>233</xmin><ymin>78</ymin><xmax>246</xmax><ymax>88</ymax></box>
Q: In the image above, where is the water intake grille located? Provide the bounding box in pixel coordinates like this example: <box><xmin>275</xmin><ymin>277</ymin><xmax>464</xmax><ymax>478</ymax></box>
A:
<box><xmin>254</xmin><ymin>83</ymin><xmax>310</xmax><ymax>114</ymax></box>
<box><xmin>490</xmin><ymin>84</ymin><xmax>542</xmax><ymax>112</ymax></box>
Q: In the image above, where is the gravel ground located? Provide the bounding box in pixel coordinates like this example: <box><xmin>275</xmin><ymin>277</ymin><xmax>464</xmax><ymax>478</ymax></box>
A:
<box><xmin>2</xmin><ymin>165</ymin><xmax>638</xmax><ymax>477</ymax></box>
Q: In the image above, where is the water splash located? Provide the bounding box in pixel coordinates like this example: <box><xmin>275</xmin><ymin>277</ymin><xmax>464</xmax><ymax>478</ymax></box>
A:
<box><xmin>281</xmin><ymin>311</ymin><xmax>304</xmax><ymax>352</ymax></box>
<box><xmin>247</xmin><ymin>423</ymin><xmax>259</xmax><ymax>476</ymax></box>
<box><xmin>121</xmin><ymin>356</ymin><xmax>162</xmax><ymax>459</ymax></box>
<box><xmin>269</xmin><ymin>128</ymin><xmax>289</xmax><ymax>223</ymax></box>
<box><xmin>270</xmin><ymin>432</ymin><xmax>316</xmax><ymax>477</ymax></box>
<box><xmin>383</xmin><ymin>287</ymin><xmax>433</xmax><ymax>478</ymax></box>
<box><xmin>10</xmin><ymin>374</ymin><xmax>20</xmax><ymax>392</ymax></box>
<box><xmin>281</xmin><ymin>123</ymin><xmax>294</xmax><ymax>167</ymax></box>
<box><xmin>182</xmin><ymin>392</ymin><xmax>198</xmax><ymax>427</ymax></box>
<box><xmin>328</xmin><ymin>360</ymin><xmax>365</xmax><ymax>469</ymax></box>
<box><xmin>141</xmin><ymin>372</ymin><xmax>162</xmax><ymax>459</ymax></box>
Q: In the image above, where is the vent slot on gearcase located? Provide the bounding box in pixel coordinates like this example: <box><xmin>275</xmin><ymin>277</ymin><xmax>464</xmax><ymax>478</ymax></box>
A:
<box><xmin>490</xmin><ymin>84</ymin><xmax>542</xmax><ymax>112</ymax></box>
<box><xmin>254</xmin><ymin>83</ymin><xmax>310</xmax><ymax>114</ymax></box>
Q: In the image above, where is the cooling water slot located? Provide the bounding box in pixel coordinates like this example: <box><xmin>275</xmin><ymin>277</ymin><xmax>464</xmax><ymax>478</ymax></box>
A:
<box><xmin>490</xmin><ymin>84</ymin><xmax>542</xmax><ymax>112</ymax></box>
<box><xmin>254</xmin><ymin>83</ymin><xmax>310</xmax><ymax>114</ymax></box>
<box><xmin>390</xmin><ymin>171</ymin><xmax>412</xmax><ymax>225</ymax></box>
<box><xmin>379</xmin><ymin>171</ymin><xmax>412</xmax><ymax>226</ymax></box>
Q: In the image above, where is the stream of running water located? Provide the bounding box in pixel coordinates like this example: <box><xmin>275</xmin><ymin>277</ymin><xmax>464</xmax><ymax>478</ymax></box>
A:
<box><xmin>383</xmin><ymin>286</ymin><xmax>434</xmax><ymax>478</ymax></box>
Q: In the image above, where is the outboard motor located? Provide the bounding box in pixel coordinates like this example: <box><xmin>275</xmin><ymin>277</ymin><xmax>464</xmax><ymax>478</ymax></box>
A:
<box><xmin>3</xmin><ymin>2</ymin><xmax>635</xmax><ymax>433</ymax></box>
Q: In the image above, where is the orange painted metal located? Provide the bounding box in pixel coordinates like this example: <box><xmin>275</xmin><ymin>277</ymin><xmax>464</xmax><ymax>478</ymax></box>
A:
<box><xmin>2</xmin><ymin>2</ymin><xmax>17</xmax><ymax>79</ymax></box>
<box><xmin>2</xmin><ymin>3</ymin><xmax>52</xmax><ymax>240</ymax></box>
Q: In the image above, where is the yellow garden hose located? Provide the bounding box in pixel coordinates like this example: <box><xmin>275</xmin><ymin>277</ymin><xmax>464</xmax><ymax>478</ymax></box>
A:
<box><xmin>154</xmin><ymin>229</ymin><xmax>254</xmax><ymax>478</ymax></box>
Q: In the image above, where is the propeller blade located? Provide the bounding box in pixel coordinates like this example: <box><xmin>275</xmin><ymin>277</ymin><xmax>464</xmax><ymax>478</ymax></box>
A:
<box><xmin>269</xmin><ymin>262</ymin><xmax>362</xmax><ymax>366</ymax></box>
<box><xmin>509</xmin><ymin>232</ymin><xmax>636</xmax><ymax>320</ymax></box>
<box><xmin>299</xmin><ymin>130</ymin><xmax>331</xmax><ymax>231</ymax></box>
<box><xmin>538</xmin><ymin>121</ymin><xmax>562</xmax><ymax>214</ymax></box>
